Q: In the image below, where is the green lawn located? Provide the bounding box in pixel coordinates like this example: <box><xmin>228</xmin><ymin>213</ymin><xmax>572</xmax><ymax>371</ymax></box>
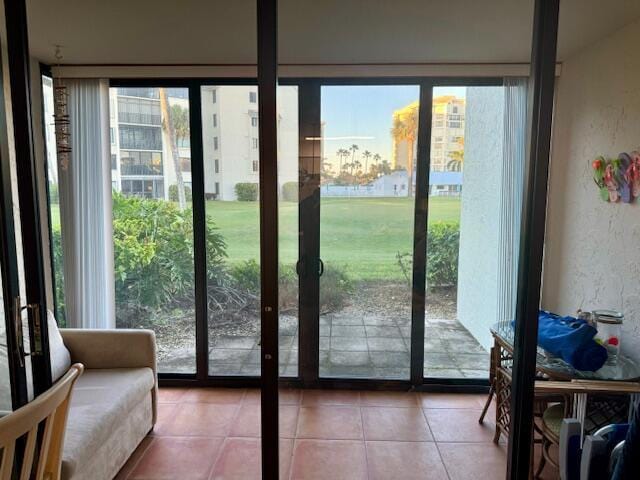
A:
<box><xmin>50</xmin><ymin>196</ymin><xmax>460</xmax><ymax>280</ymax></box>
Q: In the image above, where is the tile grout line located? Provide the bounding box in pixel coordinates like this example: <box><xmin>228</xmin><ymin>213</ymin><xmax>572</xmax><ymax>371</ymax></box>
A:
<box><xmin>421</xmin><ymin>404</ymin><xmax>452</xmax><ymax>480</ymax></box>
<box><xmin>359</xmin><ymin>402</ymin><xmax>372</xmax><ymax>480</ymax></box>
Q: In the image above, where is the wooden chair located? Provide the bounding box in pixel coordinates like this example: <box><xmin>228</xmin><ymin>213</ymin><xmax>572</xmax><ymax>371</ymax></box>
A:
<box><xmin>0</xmin><ymin>364</ymin><xmax>83</xmax><ymax>480</ymax></box>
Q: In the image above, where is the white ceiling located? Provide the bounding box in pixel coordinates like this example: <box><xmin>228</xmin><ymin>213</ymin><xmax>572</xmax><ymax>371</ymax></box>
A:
<box><xmin>26</xmin><ymin>0</ymin><xmax>640</xmax><ymax>65</ymax></box>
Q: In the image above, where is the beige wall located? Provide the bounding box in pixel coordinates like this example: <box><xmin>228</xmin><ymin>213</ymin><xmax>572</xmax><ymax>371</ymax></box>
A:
<box><xmin>543</xmin><ymin>18</ymin><xmax>640</xmax><ymax>362</ymax></box>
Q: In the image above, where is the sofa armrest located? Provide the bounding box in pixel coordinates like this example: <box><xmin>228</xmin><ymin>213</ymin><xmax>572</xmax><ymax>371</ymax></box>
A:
<box><xmin>59</xmin><ymin>329</ymin><xmax>158</xmax><ymax>424</ymax></box>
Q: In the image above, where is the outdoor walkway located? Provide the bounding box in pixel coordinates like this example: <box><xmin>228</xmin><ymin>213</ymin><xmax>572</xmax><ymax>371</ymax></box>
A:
<box><xmin>206</xmin><ymin>315</ymin><xmax>489</xmax><ymax>379</ymax></box>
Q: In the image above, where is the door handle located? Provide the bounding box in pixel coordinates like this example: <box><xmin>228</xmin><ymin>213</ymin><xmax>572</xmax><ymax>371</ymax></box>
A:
<box><xmin>295</xmin><ymin>256</ymin><xmax>306</xmax><ymax>277</ymax></box>
<box><xmin>318</xmin><ymin>258</ymin><xmax>324</xmax><ymax>277</ymax></box>
<box><xmin>12</xmin><ymin>297</ymin><xmax>43</xmax><ymax>367</ymax></box>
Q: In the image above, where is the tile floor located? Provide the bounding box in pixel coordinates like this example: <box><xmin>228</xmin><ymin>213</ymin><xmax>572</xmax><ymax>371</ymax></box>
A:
<box><xmin>115</xmin><ymin>387</ymin><xmax>557</xmax><ymax>480</ymax></box>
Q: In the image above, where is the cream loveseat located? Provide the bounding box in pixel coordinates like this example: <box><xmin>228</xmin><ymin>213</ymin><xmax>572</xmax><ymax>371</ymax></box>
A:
<box><xmin>54</xmin><ymin>324</ymin><xmax>157</xmax><ymax>480</ymax></box>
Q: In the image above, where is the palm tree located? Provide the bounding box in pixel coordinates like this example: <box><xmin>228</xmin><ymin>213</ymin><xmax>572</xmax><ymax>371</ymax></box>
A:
<box><xmin>373</xmin><ymin>153</ymin><xmax>381</xmax><ymax>172</ymax></box>
<box><xmin>362</xmin><ymin>150</ymin><xmax>372</xmax><ymax>177</ymax></box>
<box><xmin>159</xmin><ymin>88</ymin><xmax>187</xmax><ymax>209</ymax></box>
<box><xmin>349</xmin><ymin>144</ymin><xmax>359</xmax><ymax>170</ymax></box>
<box><xmin>391</xmin><ymin>105</ymin><xmax>419</xmax><ymax>196</ymax></box>
<box><xmin>336</xmin><ymin>148</ymin><xmax>349</xmax><ymax>173</ymax></box>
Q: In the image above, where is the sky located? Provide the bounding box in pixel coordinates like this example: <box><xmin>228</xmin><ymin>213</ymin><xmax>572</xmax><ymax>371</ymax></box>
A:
<box><xmin>321</xmin><ymin>85</ymin><xmax>467</xmax><ymax>171</ymax></box>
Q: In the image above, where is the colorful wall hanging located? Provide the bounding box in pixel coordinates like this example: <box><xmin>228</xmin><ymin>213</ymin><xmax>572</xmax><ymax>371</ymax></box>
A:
<box><xmin>592</xmin><ymin>150</ymin><xmax>640</xmax><ymax>203</ymax></box>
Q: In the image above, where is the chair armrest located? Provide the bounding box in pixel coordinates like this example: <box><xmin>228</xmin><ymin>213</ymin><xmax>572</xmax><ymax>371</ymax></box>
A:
<box><xmin>60</xmin><ymin>329</ymin><xmax>159</xmax><ymax>424</ymax></box>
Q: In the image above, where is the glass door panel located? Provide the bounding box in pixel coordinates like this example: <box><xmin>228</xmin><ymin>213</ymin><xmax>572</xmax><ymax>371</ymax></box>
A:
<box><xmin>109</xmin><ymin>87</ymin><xmax>195</xmax><ymax>373</ymax></box>
<box><xmin>201</xmin><ymin>85</ymin><xmax>299</xmax><ymax>377</ymax></box>
<box><xmin>423</xmin><ymin>86</ymin><xmax>504</xmax><ymax>379</ymax></box>
<box><xmin>319</xmin><ymin>85</ymin><xmax>419</xmax><ymax>380</ymax></box>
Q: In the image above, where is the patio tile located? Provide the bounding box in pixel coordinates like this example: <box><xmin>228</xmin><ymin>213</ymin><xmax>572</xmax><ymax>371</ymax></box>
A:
<box><xmin>424</xmin><ymin>368</ymin><xmax>464</xmax><ymax>378</ymax></box>
<box><xmin>209</xmin><ymin>348</ymin><xmax>252</xmax><ymax>363</ymax></box>
<box><xmin>423</xmin><ymin>352</ymin><xmax>454</xmax><ymax>368</ymax></box>
<box><xmin>279</xmin><ymin>316</ymin><xmax>298</xmax><ymax>335</ymax></box>
<box><xmin>279</xmin><ymin>335</ymin><xmax>296</xmax><ymax>348</ymax></box>
<box><xmin>450</xmin><ymin>353</ymin><xmax>490</xmax><ymax>370</ymax></box>
<box><xmin>332</xmin><ymin>325</ymin><xmax>366</xmax><ymax>337</ymax></box>
<box><xmin>399</xmin><ymin>326</ymin><xmax>411</xmax><ymax>338</ymax></box>
<box><xmin>211</xmin><ymin>335</ymin><xmax>258</xmax><ymax>349</ymax></box>
<box><xmin>461</xmin><ymin>369</ymin><xmax>489</xmax><ymax>378</ymax></box>
<box><xmin>297</xmin><ymin>406</ymin><xmax>363</xmax><ymax>440</ymax></box>
<box><xmin>367</xmin><ymin>337</ymin><xmax>408</xmax><ymax>352</ymax></box>
<box><xmin>164</xmin><ymin>403</ymin><xmax>238</xmax><ymax>437</ymax></box>
<box><xmin>362</xmin><ymin>407</ymin><xmax>432</xmax><ymax>441</ymax></box>
<box><xmin>437</xmin><ymin>442</ymin><xmax>507</xmax><ymax>480</ymax></box>
<box><xmin>369</xmin><ymin>351</ymin><xmax>410</xmax><ymax>367</ymax></box>
<box><xmin>319</xmin><ymin>324</ymin><xmax>330</xmax><ymax>336</ymax></box>
<box><xmin>129</xmin><ymin>437</ymin><xmax>223</xmax><ymax>480</ymax></box>
<box><xmin>290</xmin><ymin>440</ymin><xmax>367</xmax><ymax>480</ymax></box>
<box><xmin>319</xmin><ymin>337</ymin><xmax>330</xmax><ymax>350</ymax></box>
<box><xmin>281</xmin><ymin>364</ymin><xmax>299</xmax><ymax>377</ymax></box>
<box><xmin>364</xmin><ymin>325</ymin><xmax>401</xmax><ymax>337</ymax></box>
<box><xmin>424</xmin><ymin>408</ymin><xmax>495</xmax><ymax>442</ymax></box>
<box><xmin>366</xmin><ymin>441</ymin><xmax>447</xmax><ymax>480</ymax></box>
<box><xmin>424</xmin><ymin>337</ymin><xmax>448</xmax><ymax>353</ymax></box>
<box><xmin>320</xmin><ymin>365</ymin><xmax>376</xmax><ymax>378</ymax></box>
<box><xmin>209</xmin><ymin>364</ymin><xmax>245</xmax><ymax>376</ymax></box>
<box><xmin>360</xmin><ymin>390</ymin><xmax>419</xmax><ymax>407</ymax></box>
<box><xmin>331</xmin><ymin>336</ymin><xmax>368</xmax><ymax>351</ymax></box>
<box><xmin>329</xmin><ymin>350</ymin><xmax>371</xmax><ymax>367</ymax></box>
<box><xmin>301</xmin><ymin>389</ymin><xmax>361</xmax><ymax>406</ymax></box>
<box><xmin>363</xmin><ymin>317</ymin><xmax>399</xmax><ymax>327</ymax></box>
<box><xmin>374</xmin><ymin>367</ymin><xmax>410</xmax><ymax>379</ymax></box>
<box><xmin>331</xmin><ymin>315</ymin><xmax>364</xmax><ymax>326</ymax></box>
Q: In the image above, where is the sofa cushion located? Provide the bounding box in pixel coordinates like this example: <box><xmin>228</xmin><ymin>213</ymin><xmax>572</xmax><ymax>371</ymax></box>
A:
<box><xmin>62</xmin><ymin>367</ymin><xmax>154</xmax><ymax>479</ymax></box>
<box><xmin>47</xmin><ymin>310</ymin><xmax>71</xmax><ymax>381</ymax></box>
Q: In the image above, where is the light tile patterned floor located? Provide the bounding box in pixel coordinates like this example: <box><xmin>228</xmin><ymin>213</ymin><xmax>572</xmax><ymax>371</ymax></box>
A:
<box><xmin>114</xmin><ymin>387</ymin><xmax>559</xmax><ymax>479</ymax></box>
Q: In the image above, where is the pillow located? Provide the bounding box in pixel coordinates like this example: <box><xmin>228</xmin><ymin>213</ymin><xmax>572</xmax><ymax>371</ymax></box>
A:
<box><xmin>47</xmin><ymin>310</ymin><xmax>71</xmax><ymax>382</ymax></box>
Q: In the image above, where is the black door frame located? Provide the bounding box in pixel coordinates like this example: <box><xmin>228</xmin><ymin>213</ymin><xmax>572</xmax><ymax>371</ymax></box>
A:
<box><xmin>3</xmin><ymin>0</ymin><xmax>52</xmax><ymax>399</ymax></box>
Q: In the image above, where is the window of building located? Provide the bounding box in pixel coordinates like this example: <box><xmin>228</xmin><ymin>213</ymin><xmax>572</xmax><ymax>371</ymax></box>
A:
<box><xmin>214</xmin><ymin>159</ymin><xmax>219</xmax><ymax>173</ymax></box>
<box><xmin>180</xmin><ymin>157</ymin><xmax>191</xmax><ymax>172</ymax></box>
<box><xmin>120</xmin><ymin>150</ymin><xmax>163</xmax><ymax>175</ymax></box>
<box><xmin>251</xmin><ymin>116</ymin><xmax>258</xmax><ymax>127</ymax></box>
<box><xmin>249</xmin><ymin>91</ymin><xmax>257</xmax><ymax>103</ymax></box>
<box><xmin>120</xmin><ymin>178</ymin><xmax>164</xmax><ymax>199</ymax></box>
<box><xmin>252</xmin><ymin>160</ymin><xmax>259</xmax><ymax>172</ymax></box>
<box><xmin>110</xmin><ymin>128</ymin><xmax>115</xmax><ymax>145</ymax></box>
<box><xmin>448</xmin><ymin>121</ymin><xmax>462</xmax><ymax>128</ymax></box>
<box><xmin>452</xmin><ymin>105</ymin><xmax>459</xmax><ymax>114</ymax></box>
<box><xmin>434</xmin><ymin>136</ymin><xmax>443</xmax><ymax>143</ymax></box>
<box><xmin>212</xmin><ymin>89</ymin><xmax>217</xmax><ymax>103</ymax></box>
<box><xmin>111</xmin><ymin>154</ymin><xmax>117</xmax><ymax>170</ymax></box>
<box><xmin>214</xmin><ymin>137</ymin><xmax>219</xmax><ymax>150</ymax></box>
<box><xmin>214</xmin><ymin>182</ymin><xmax>220</xmax><ymax>195</ymax></box>
<box><xmin>252</xmin><ymin>138</ymin><xmax>258</xmax><ymax>149</ymax></box>
<box><xmin>119</xmin><ymin>125</ymin><xmax>162</xmax><ymax>150</ymax></box>
<box><xmin>213</xmin><ymin>113</ymin><xmax>217</xmax><ymax>127</ymax></box>
<box><xmin>117</xmin><ymin>96</ymin><xmax>161</xmax><ymax>125</ymax></box>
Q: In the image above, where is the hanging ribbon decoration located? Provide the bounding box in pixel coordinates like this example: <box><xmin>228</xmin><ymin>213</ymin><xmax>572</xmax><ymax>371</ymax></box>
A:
<box><xmin>52</xmin><ymin>45</ymin><xmax>71</xmax><ymax>171</ymax></box>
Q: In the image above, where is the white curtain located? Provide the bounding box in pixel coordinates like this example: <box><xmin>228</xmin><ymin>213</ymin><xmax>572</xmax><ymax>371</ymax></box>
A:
<box><xmin>58</xmin><ymin>79</ymin><xmax>115</xmax><ymax>329</ymax></box>
<box><xmin>496</xmin><ymin>77</ymin><xmax>528</xmax><ymax>322</ymax></box>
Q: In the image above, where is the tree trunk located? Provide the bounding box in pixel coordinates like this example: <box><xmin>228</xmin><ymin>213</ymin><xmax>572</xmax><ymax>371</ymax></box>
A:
<box><xmin>407</xmin><ymin>139</ymin><xmax>414</xmax><ymax>197</ymax></box>
<box><xmin>159</xmin><ymin>88</ymin><xmax>186</xmax><ymax>210</ymax></box>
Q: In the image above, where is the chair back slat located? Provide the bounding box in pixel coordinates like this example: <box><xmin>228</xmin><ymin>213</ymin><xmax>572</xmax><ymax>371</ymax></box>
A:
<box><xmin>19</xmin><ymin>427</ymin><xmax>38</xmax><ymax>480</ymax></box>
<box><xmin>0</xmin><ymin>442</ymin><xmax>16</xmax><ymax>480</ymax></box>
<box><xmin>0</xmin><ymin>364</ymin><xmax>83</xmax><ymax>480</ymax></box>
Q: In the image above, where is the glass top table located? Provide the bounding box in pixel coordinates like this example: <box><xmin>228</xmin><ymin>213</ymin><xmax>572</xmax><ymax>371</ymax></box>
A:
<box><xmin>490</xmin><ymin>321</ymin><xmax>640</xmax><ymax>381</ymax></box>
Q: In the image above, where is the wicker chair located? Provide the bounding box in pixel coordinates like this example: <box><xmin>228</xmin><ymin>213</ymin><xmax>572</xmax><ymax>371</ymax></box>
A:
<box><xmin>0</xmin><ymin>364</ymin><xmax>83</xmax><ymax>480</ymax></box>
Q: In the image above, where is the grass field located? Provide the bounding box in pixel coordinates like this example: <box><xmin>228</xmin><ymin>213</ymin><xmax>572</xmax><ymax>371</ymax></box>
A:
<box><xmin>50</xmin><ymin>196</ymin><xmax>461</xmax><ymax>280</ymax></box>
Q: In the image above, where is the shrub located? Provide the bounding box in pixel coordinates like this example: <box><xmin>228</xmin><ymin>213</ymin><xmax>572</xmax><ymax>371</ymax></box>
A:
<box><xmin>395</xmin><ymin>221</ymin><xmax>460</xmax><ymax>289</ymax></box>
<box><xmin>168</xmin><ymin>184</ymin><xmax>193</xmax><ymax>202</ymax></box>
<box><xmin>229</xmin><ymin>260</ymin><xmax>352</xmax><ymax>313</ymax></box>
<box><xmin>112</xmin><ymin>193</ymin><xmax>227</xmax><ymax>327</ymax></box>
<box><xmin>48</xmin><ymin>183</ymin><xmax>59</xmax><ymax>204</ymax></box>
<box><xmin>235</xmin><ymin>183</ymin><xmax>259</xmax><ymax>201</ymax></box>
<box><xmin>426</xmin><ymin>221</ymin><xmax>459</xmax><ymax>288</ymax></box>
<box><xmin>281</xmin><ymin>182</ymin><xmax>298</xmax><ymax>202</ymax></box>
<box><xmin>51</xmin><ymin>228</ymin><xmax>67</xmax><ymax>327</ymax></box>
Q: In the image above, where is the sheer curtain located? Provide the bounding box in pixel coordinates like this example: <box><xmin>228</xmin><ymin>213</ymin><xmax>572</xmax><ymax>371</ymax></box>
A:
<box><xmin>58</xmin><ymin>79</ymin><xmax>114</xmax><ymax>328</ymax></box>
<box><xmin>496</xmin><ymin>77</ymin><xmax>528</xmax><ymax>322</ymax></box>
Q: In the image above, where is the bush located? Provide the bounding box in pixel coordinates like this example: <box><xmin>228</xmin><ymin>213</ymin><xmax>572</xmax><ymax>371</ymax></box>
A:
<box><xmin>395</xmin><ymin>221</ymin><xmax>460</xmax><ymax>289</ymax></box>
<box><xmin>51</xmin><ymin>228</ymin><xmax>67</xmax><ymax>327</ymax></box>
<box><xmin>112</xmin><ymin>193</ymin><xmax>227</xmax><ymax>327</ymax></box>
<box><xmin>426</xmin><ymin>221</ymin><xmax>459</xmax><ymax>288</ymax></box>
<box><xmin>235</xmin><ymin>183</ymin><xmax>259</xmax><ymax>201</ymax></box>
<box><xmin>229</xmin><ymin>260</ymin><xmax>352</xmax><ymax>313</ymax></box>
<box><xmin>48</xmin><ymin>183</ymin><xmax>59</xmax><ymax>204</ymax></box>
<box><xmin>168</xmin><ymin>184</ymin><xmax>193</xmax><ymax>202</ymax></box>
<box><xmin>282</xmin><ymin>182</ymin><xmax>298</xmax><ymax>202</ymax></box>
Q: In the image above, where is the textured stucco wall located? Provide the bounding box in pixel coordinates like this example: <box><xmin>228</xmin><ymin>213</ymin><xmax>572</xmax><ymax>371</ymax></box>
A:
<box><xmin>543</xmin><ymin>18</ymin><xmax>640</xmax><ymax>363</ymax></box>
<box><xmin>457</xmin><ymin>87</ymin><xmax>504</xmax><ymax>350</ymax></box>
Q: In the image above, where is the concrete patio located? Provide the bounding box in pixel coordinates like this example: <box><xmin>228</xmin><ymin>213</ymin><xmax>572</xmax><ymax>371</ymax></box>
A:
<box><xmin>204</xmin><ymin>313</ymin><xmax>489</xmax><ymax>379</ymax></box>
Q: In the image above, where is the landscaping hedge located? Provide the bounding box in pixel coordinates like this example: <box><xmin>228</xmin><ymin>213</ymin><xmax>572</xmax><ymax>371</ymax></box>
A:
<box><xmin>282</xmin><ymin>181</ymin><xmax>298</xmax><ymax>202</ymax></box>
<box><xmin>235</xmin><ymin>183</ymin><xmax>259</xmax><ymax>201</ymax></box>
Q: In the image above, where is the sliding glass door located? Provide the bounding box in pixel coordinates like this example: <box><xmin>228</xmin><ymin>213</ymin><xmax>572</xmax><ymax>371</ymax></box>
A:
<box><xmin>317</xmin><ymin>85</ymin><xmax>419</xmax><ymax>380</ymax></box>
